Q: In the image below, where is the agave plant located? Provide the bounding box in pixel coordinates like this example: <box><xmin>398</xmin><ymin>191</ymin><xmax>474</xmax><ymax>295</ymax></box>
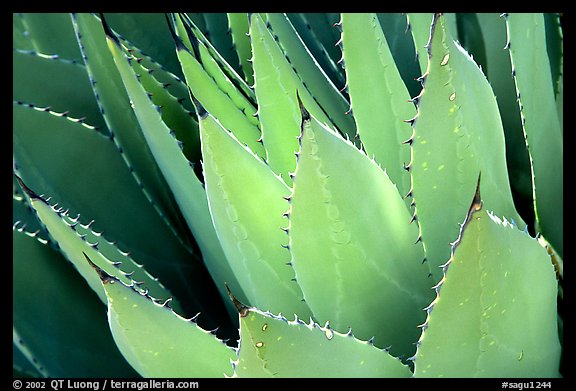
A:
<box><xmin>13</xmin><ymin>12</ymin><xmax>563</xmax><ymax>378</ymax></box>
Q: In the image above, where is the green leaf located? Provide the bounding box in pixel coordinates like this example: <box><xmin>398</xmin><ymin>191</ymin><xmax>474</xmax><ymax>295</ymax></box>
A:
<box><xmin>91</xmin><ymin>260</ymin><xmax>236</xmax><ymax>378</ymax></box>
<box><xmin>202</xmin><ymin>13</ymin><xmax>241</xmax><ymax>75</ymax></box>
<box><xmin>227</xmin><ymin>13</ymin><xmax>254</xmax><ymax>85</ymax></box>
<box><xmin>13</xmin><ymin>339</ymin><xmax>43</xmax><ymax>378</ymax></box>
<box><xmin>413</xmin><ymin>188</ymin><xmax>561</xmax><ymax>377</ymax></box>
<box><xmin>289</xmin><ymin>108</ymin><xmax>434</xmax><ymax>359</ymax></box>
<box><xmin>104</xmin><ymin>26</ymin><xmax>245</xmax><ymax>317</ymax></box>
<box><xmin>13</xmin><ymin>49</ymin><xmax>106</xmax><ymax>132</ymax></box>
<box><xmin>406</xmin><ymin>13</ymin><xmax>433</xmax><ymax>75</ymax></box>
<box><xmin>505</xmin><ymin>13</ymin><xmax>563</xmax><ymax>258</ymax></box>
<box><xmin>118</xmin><ymin>34</ymin><xmax>195</xmax><ymax>112</ymax></box>
<box><xmin>264</xmin><ymin>13</ymin><xmax>356</xmax><ymax>139</ymax></box>
<box><xmin>475</xmin><ymin>13</ymin><xmax>533</xmax><ymax>230</ymax></box>
<box><xmin>13</xmin><ymin>228</ymin><xmax>138</xmax><ymax>377</ymax></box>
<box><xmin>287</xmin><ymin>13</ymin><xmax>346</xmax><ymax>91</ymax></box>
<box><xmin>235</xmin><ymin>308</ymin><xmax>413</xmax><ymax>378</ymax></box>
<box><xmin>544</xmin><ymin>13</ymin><xmax>563</xmax><ymax>99</ymax></box>
<box><xmin>12</xmin><ymin>102</ymin><xmax>217</xmax><ymax>322</ymax></box>
<box><xmin>125</xmin><ymin>48</ymin><xmax>201</xmax><ymax>164</ymax></box>
<box><xmin>13</xmin><ymin>13</ymin><xmax>34</xmax><ymax>51</ymax></box>
<box><xmin>173</xmin><ymin>14</ymin><xmax>258</xmax><ymax>118</ymax></box>
<box><xmin>340</xmin><ymin>13</ymin><xmax>414</xmax><ymax>198</ymax></box>
<box><xmin>72</xmin><ymin>13</ymin><xmax>193</xmax><ymax>248</ymax></box>
<box><xmin>455</xmin><ymin>13</ymin><xmax>488</xmax><ymax>74</ymax></box>
<box><xmin>172</xmin><ymin>17</ymin><xmax>265</xmax><ymax>160</ymax></box>
<box><xmin>409</xmin><ymin>14</ymin><xmax>525</xmax><ymax>282</ymax></box>
<box><xmin>250</xmin><ymin>13</ymin><xmax>305</xmax><ymax>185</ymax></box>
<box><xmin>13</xmin><ymin>178</ymin><xmax>48</xmax><ymax>242</ymax></box>
<box><xmin>20</xmin><ymin>181</ymin><xmax>178</xmax><ymax>308</ymax></box>
<box><xmin>16</xmin><ymin>13</ymin><xmax>82</xmax><ymax>61</ymax></box>
<box><xmin>376</xmin><ymin>13</ymin><xmax>422</xmax><ymax>99</ymax></box>
<box><xmin>102</xmin><ymin>13</ymin><xmax>184</xmax><ymax>79</ymax></box>
<box><xmin>199</xmin><ymin>107</ymin><xmax>311</xmax><ymax>319</ymax></box>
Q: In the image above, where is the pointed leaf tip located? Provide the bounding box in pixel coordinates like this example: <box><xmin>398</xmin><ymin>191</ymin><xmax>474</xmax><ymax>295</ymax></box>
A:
<box><xmin>189</xmin><ymin>89</ymin><xmax>208</xmax><ymax>119</ymax></box>
<box><xmin>225</xmin><ymin>283</ymin><xmax>250</xmax><ymax>318</ymax></box>
<box><xmin>165</xmin><ymin>13</ymin><xmax>187</xmax><ymax>52</ymax></box>
<box><xmin>14</xmin><ymin>174</ymin><xmax>42</xmax><ymax>201</ymax></box>
<box><xmin>467</xmin><ymin>172</ymin><xmax>483</xmax><ymax>217</ymax></box>
<box><xmin>83</xmin><ymin>252</ymin><xmax>116</xmax><ymax>284</ymax></box>
<box><xmin>179</xmin><ymin>13</ymin><xmax>202</xmax><ymax>61</ymax></box>
<box><xmin>99</xmin><ymin>13</ymin><xmax>121</xmax><ymax>46</ymax></box>
<box><xmin>296</xmin><ymin>90</ymin><xmax>310</xmax><ymax>122</ymax></box>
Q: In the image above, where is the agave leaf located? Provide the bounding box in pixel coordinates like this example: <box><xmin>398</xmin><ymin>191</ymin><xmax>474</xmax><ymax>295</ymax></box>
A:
<box><xmin>15</xmin><ymin>13</ymin><xmax>82</xmax><ymax>61</ymax></box>
<box><xmin>249</xmin><ymin>12</ymin><xmax>307</xmax><ymax>185</ymax></box>
<box><xmin>13</xmin><ymin>178</ymin><xmax>48</xmax><ymax>241</ymax></box>
<box><xmin>72</xmin><ymin>13</ymin><xmax>193</xmax><ymax>247</ymax></box>
<box><xmin>287</xmin><ymin>13</ymin><xmax>346</xmax><ymax>91</ymax></box>
<box><xmin>126</xmin><ymin>48</ymin><xmax>201</xmax><ymax>163</ymax></box>
<box><xmin>444</xmin><ymin>13</ymin><xmax>459</xmax><ymax>41</ymax></box>
<box><xmin>12</xmin><ymin>101</ymin><xmax>191</xmax><ymax>270</ymax></box>
<box><xmin>12</xmin><ymin>102</ymin><xmax>223</xmax><ymax>321</ymax></box>
<box><xmin>505</xmin><ymin>13</ymin><xmax>563</xmax><ymax>258</ymax></box>
<box><xmin>289</xmin><ymin>106</ymin><xmax>434</xmax><ymax>359</ymax></box>
<box><xmin>13</xmin><ymin>49</ymin><xmax>106</xmax><ymax>132</ymax></box>
<box><xmin>13</xmin><ymin>13</ymin><xmax>34</xmax><ymax>51</ymax></box>
<box><xmin>413</xmin><ymin>184</ymin><xmax>561</xmax><ymax>377</ymax></box>
<box><xmin>235</xmin><ymin>307</ymin><xmax>413</xmax><ymax>378</ymax></box>
<box><xmin>171</xmin><ymin>17</ymin><xmax>265</xmax><ymax>160</ymax></box>
<box><xmin>556</xmin><ymin>73</ymin><xmax>563</xmax><ymax>132</ymax></box>
<box><xmin>454</xmin><ymin>13</ymin><xmax>488</xmax><ymax>73</ymax></box>
<box><xmin>409</xmin><ymin>14</ymin><xmax>525</xmax><ymax>282</ymax></box>
<box><xmin>102</xmin><ymin>13</ymin><xmax>183</xmax><ymax>79</ymax></box>
<box><xmin>250</xmin><ymin>13</ymin><xmax>348</xmax><ymax>184</ymax></box>
<box><xmin>264</xmin><ymin>13</ymin><xmax>356</xmax><ymax>139</ymax></box>
<box><xmin>227</xmin><ymin>13</ymin><xmax>254</xmax><ymax>85</ymax></box>
<box><xmin>117</xmin><ymin>34</ymin><xmax>195</xmax><ymax>112</ymax></box>
<box><xmin>544</xmin><ymin>13</ymin><xmax>563</xmax><ymax>99</ymax></box>
<box><xmin>89</xmin><ymin>259</ymin><xmax>236</xmax><ymax>378</ymax></box>
<box><xmin>173</xmin><ymin>14</ymin><xmax>257</xmax><ymax>115</ymax></box>
<box><xmin>475</xmin><ymin>13</ymin><xmax>533</xmax><ymax>226</ymax></box>
<box><xmin>340</xmin><ymin>13</ymin><xmax>414</xmax><ymax>198</ymax></box>
<box><xmin>199</xmin><ymin>106</ymin><xmax>311</xmax><ymax>319</ymax></box>
<box><xmin>201</xmin><ymin>13</ymin><xmax>241</xmax><ymax>75</ymax></box>
<box><xmin>376</xmin><ymin>13</ymin><xmax>422</xmax><ymax>99</ymax></box>
<box><xmin>18</xmin><ymin>178</ymin><xmax>178</xmax><ymax>308</ymax></box>
<box><xmin>406</xmin><ymin>13</ymin><xmax>434</xmax><ymax>75</ymax></box>
<box><xmin>13</xmin><ymin>339</ymin><xmax>43</xmax><ymax>378</ymax></box>
<box><xmin>298</xmin><ymin>13</ymin><xmax>343</xmax><ymax>69</ymax></box>
<box><xmin>104</xmin><ymin>24</ymin><xmax>246</xmax><ymax>314</ymax></box>
<box><xmin>13</xmin><ymin>228</ymin><xmax>137</xmax><ymax>377</ymax></box>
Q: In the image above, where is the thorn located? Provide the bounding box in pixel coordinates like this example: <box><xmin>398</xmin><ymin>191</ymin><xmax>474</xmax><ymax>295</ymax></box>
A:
<box><xmin>189</xmin><ymin>88</ymin><xmax>208</xmax><ymax>119</ymax></box>
<box><xmin>100</xmin><ymin>13</ymin><xmax>121</xmax><ymax>47</ymax></box>
<box><xmin>403</xmin><ymin>116</ymin><xmax>417</xmax><ymax>126</ymax></box>
<box><xmin>165</xmin><ymin>13</ymin><xmax>188</xmax><ymax>52</ymax></box>
<box><xmin>467</xmin><ymin>172</ymin><xmax>483</xmax><ymax>218</ymax></box>
<box><xmin>296</xmin><ymin>90</ymin><xmax>310</xmax><ymax>122</ymax></box>
<box><xmin>14</xmin><ymin>174</ymin><xmax>42</xmax><ymax>201</ymax></box>
<box><xmin>225</xmin><ymin>283</ymin><xmax>250</xmax><ymax>318</ymax></box>
<box><xmin>83</xmin><ymin>252</ymin><xmax>115</xmax><ymax>284</ymax></box>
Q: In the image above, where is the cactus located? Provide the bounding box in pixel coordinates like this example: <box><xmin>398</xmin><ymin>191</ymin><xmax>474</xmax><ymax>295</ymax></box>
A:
<box><xmin>13</xmin><ymin>12</ymin><xmax>562</xmax><ymax>378</ymax></box>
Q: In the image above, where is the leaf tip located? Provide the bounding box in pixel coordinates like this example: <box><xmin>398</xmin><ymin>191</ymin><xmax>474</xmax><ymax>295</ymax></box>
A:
<box><xmin>225</xmin><ymin>283</ymin><xmax>250</xmax><ymax>318</ymax></box>
<box><xmin>296</xmin><ymin>90</ymin><xmax>310</xmax><ymax>123</ymax></box>
<box><xmin>83</xmin><ymin>252</ymin><xmax>115</xmax><ymax>284</ymax></box>
<box><xmin>14</xmin><ymin>174</ymin><xmax>42</xmax><ymax>202</ymax></box>
<box><xmin>99</xmin><ymin>13</ymin><xmax>121</xmax><ymax>47</ymax></box>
